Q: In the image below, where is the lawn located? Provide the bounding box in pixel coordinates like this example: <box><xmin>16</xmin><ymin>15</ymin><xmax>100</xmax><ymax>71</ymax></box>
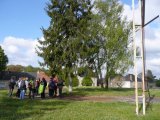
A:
<box><xmin>64</xmin><ymin>86</ymin><xmax>160</xmax><ymax>97</ymax></box>
<box><xmin>0</xmin><ymin>87</ymin><xmax>160</xmax><ymax>120</ymax></box>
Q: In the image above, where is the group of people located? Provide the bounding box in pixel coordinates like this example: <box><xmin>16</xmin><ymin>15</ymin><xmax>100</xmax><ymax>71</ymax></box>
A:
<box><xmin>8</xmin><ymin>75</ymin><xmax>64</xmax><ymax>100</ymax></box>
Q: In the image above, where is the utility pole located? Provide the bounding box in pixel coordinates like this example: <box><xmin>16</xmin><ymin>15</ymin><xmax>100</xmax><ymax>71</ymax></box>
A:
<box><xmin>132</xmin><ymin>0</ymin><xmax>138</xmax><ymax>115</ymax></box>
<box><xmin>141</xmin><ymin>0</ymin><xmax>146</xmax><ymax>115</ymax></box>
<box><xmin>133</xmin><ymin>0</ymin><xmax>159</xmax><ymax>115</ymax></box>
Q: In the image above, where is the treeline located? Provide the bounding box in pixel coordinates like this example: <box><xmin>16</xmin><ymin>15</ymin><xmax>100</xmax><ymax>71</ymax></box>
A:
<box><xmin>7</xmin><ymin>65</ymin><xmax>47</xmax><ymax>73</ymax></box>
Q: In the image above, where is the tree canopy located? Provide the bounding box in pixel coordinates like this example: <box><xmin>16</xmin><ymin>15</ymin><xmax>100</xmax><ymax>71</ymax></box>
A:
<box><xmin>37</xmin><ymin>0</ymin><xmax>93</xmax><ymax>91</ymax></box>
<box><xmin>85</xmin><ymin>0</ymin><xmax>132</xmax><ymax>88</ymax></box>
<box><xmin>0</xmin><ymin>46</ymin><xmax>8</xmax><ymax>72</ymax></box>
<box><xmin>37</xmin><ymin>0</ymin><xmax>132</xmax><ymax>90</ymax></box>
<box><xmin>7</xmin><ymin>65</ymin><xmax>46</xmax><ymax>73</ymax></box>
<box><xmin>138</xmin><ymin>69</ymin><xmax>156</xmax><ymax>82</ymax></box>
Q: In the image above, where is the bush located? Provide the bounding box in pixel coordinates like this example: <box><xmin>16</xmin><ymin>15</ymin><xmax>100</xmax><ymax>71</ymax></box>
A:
<box><xmin>156</xmin><ymin>80</ymin><xmax>160</xmax><ymax>87</ymax></box>
<box><xmin>82</xmin><ymin>76</ymin><xmax>92</xmax><ymax>86</ymax></box>
<box><xmin>72</xmin><ymin>76</ymin><xmax>79</xmax><ymax>87</ymax></box>
<box><xmin>64</xmin><ymin>75</ymin><xmax>79</xmax><ymax>87</ymax></box>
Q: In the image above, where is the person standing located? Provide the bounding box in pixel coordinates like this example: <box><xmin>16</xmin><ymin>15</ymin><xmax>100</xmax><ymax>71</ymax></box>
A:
<box><xmin>40</xmin><ymin>78</ymin><xmax>47</xmax><ymax>98</ymax></box>
<box><xmin>8</xmin><ymin>77</ymin><xmax>16</xmax><ymax>97</ymax></box>
<box><xmin>19</xmin><ymin>78</ymin><xmax>26</xmax><ymax>100</ymax></box>
<box><xmin>35</xmin><ymin>79</ymin><xmax>40</xmax><ymax>95</ymax></box>
<box><xmin>48</xmin><ymin>77</ymin><xmax>55</xmax><ymax>98</ymax></box>
<box><xmin>57</xmin><ymin>78</ymin><xmax>64</xmax><ymax>98</ymax></box>
<box><xmin>28</xmin><ymin>78</ymin><xmax>35</xmax><ymax>99</ymax></box>
<box><xmin>16</xmin><ymin>77</ymin><xmax>21</xmax><ymax>98</ymax></box>
<box><xmin>53</xmin><ymin>75</ymin><xmax>58</xmax><ymax>97</ymax></box>
<box><xmin>25</xmin><ymin>77</ymin><xmax>29</xmax><ymax>95</ymax></box>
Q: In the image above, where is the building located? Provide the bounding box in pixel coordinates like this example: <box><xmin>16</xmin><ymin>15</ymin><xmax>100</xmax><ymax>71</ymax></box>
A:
<box><xmin>109</xmin><ymin>74</ymin><xmax>142</xmax><ymax>88</ymax></box>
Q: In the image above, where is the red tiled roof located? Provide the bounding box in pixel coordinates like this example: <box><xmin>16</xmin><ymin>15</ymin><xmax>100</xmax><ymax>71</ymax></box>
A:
<box><xmin>37</xmin><ymin>71</ymin><xmax>50</xmax><ymax>82</ymax></box>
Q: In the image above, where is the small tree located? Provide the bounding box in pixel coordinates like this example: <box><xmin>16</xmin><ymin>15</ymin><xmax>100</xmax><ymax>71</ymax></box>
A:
<box><xmin>156</xmin><ymin>80</ymin><xmax>160</xmax><ymax>87</ymax></box>
<box><xmin>72</xmin><ymin>75</ymin><xmax>79</xmax><ymax>87</ymax></box>
<box><xmin>64</xmin><ymin>75</ymin><xmax>79</xmax><ymax>87</ymax></box>
<box><xmin>146</xmin><ymin>70</ymin><xmax>156</xmax><ymax>82</ymax></box>
<box><xmin>82</xmin><ymin>76</ymin><xmax>92</xmax><ymax>86</ymax></box>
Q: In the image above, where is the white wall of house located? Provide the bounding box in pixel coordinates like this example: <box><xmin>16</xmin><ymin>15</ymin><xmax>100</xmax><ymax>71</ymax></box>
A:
<box><xmin>131</xmin><ymin>82</ymin><xmax>142</xmax><ymax>88</ymax></box>
<box><xmin>122</xmin><ymin>81</ymin><xmax>131</xmax><ymax>88</ymax></box>
<box><xmin>91</xmin><ymin>77</ymin><xmax>97</xmax><ymax>87</ymax></box>
<box><xmin>109</xmin><ymin>81</ymin><xmax>131</xmax><ymax>88</ymax></box>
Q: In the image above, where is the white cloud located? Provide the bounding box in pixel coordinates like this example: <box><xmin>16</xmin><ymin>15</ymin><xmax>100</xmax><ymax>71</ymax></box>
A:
<box><xmin>122</xmin><ymin>1</ymin><xmax>141</xmax><ymax>24</ymax></box>
<box><xmin>0</xmin><ymin>36</ymin><xmax>42</xmax><ymax>67</ymax></box>
<box><xmin>7</xmin><ymin>45</ymin><xmax>19</xmax><ymax>54</ymax></box>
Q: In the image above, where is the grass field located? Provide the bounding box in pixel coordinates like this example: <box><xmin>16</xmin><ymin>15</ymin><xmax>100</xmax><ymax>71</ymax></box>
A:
<box><xmin>0</xmin><ymin>87</ymin><xmax>160</xmax><ymax>120</ymax></box>
<box><xmin>65</xmin><ymin>87</ymin><xmax>160</xmax><ymax>97</ymax></box>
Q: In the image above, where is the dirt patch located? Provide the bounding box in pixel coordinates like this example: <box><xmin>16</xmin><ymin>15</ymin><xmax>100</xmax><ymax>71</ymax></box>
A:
<box><xmin>61</xmin><ymin>95</ymin><xmax>134</xmax><ymax>103</ymax></box>
<box><xmin>11</xmin><ymin>93</ymin><xmax>160</xmax><ymax>104</ymax></box>
<box><xmin>60</xmin><ymin>95</ymin><xmax>160</xmax><ymax>103</ymax></box>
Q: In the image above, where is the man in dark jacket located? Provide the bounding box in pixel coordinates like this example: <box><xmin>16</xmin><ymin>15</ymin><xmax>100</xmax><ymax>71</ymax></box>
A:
<box><xmin>8</xmin><ymin>77</ymin><xmax>16</xmax><ymax>97</ymax></box>
<box><xmin>41</xmin><ymin>77</ymin><xmax>47</xmax><ymax>98</ymax></box>
<box><xmin>48</xmin><ymin>77</ymin><xmax>55</xmax><ymax>98</ymax></box>
<box><xmin>57</xmin><ymin>79</ymin><xmax>64</xmax><ymax>98</ymax></box>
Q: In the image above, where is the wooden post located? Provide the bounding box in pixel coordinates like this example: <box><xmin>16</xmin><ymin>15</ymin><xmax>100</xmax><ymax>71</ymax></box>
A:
<box><xmin>141</xmin><ymin>0</ymin><xmax>146</xmax><ymax>115</ymax></box>
<box><xmin>132</xmin><ymin>0</ymin><xmax>139</xmax><ymax>115</ymax></box>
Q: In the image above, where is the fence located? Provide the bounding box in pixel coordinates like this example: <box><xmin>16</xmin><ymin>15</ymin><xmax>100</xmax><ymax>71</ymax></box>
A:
<box><xmin>0</xmin><ymin>80</ymin><xmax>8</xmax><ymax>89</ymax></box>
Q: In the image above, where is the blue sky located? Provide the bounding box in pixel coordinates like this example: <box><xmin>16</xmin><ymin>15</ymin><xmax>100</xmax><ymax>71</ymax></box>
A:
<box><xmin>121</xmin><ymin>0</ymin><xmax>131</xmax><ymax>5</ymax></box>
<box><xmin>0</xmin><ymin>0</ymin><xmax>131</xmax><ymax>41</ymax></box>
<box><xmin>0</xmin><ymin>0</ymin><xmax>160</xmax><ymax>77</ymax></box>
<box><xmin>0</xmin><ymin>0</ymin><xmax>49</xmax><ymax>41</ymax></box>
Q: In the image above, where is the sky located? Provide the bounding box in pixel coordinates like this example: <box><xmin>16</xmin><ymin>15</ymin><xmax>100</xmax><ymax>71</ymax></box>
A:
<box><xmin>0</xmin><ymin>0</ymin><xmax>160</xmax><ymax>78</ymax></box>
<box><xmin>0</xmin><ymin>0</ymin><xmax>50</xmax><ymax>66</ymax></box>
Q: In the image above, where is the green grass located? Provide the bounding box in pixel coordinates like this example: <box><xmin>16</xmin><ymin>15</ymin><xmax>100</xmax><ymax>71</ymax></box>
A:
<box><xmin>62</xmin><ymin>86</ymin><xmax>135</xmax><ymax>97</ymax></box>
<box><xmin>0</xmin><ymin>88</ymin><xmax>160</xmax><ymax>120</ymax></box>
<box><xmin>64</xmin><ymin>87</ymin><xmax>160</xmax><ymax>97</ymax></box>
<box><xmin>71</xmin><ymin>87</ymin><xmax>135</xmax><ymax>96</ymax></box>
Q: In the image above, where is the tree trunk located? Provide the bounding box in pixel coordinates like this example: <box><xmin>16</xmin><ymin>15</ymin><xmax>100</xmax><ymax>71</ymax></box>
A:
<box><xmin>68</xmin><ymin>72</ymin><xmax>72</xmax><ymax>92</ymax></box>
<box><xmin>105</xmin><ymin>74</ymin><xmax>109</xmax><ymax>89</ymax></box>
<box><xmin>99</xmin><ymin>69</ymin><xmax>104</xmax><ymax>88</ymax></box>
<box><xmin>0</xmin><ymin>71</ymin><xmax>2</xmax><ymax>79</ymax></box>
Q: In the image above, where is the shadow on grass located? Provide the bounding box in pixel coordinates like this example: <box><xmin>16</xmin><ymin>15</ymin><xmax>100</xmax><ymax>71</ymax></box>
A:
<box><xmin>0</xmin><ymin>92</ymin><xmax>72</xmax><ymax>120</ymax></box>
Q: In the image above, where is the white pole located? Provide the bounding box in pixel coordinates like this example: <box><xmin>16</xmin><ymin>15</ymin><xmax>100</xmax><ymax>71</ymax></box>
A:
<box><xmin>132</xmin><ymin>0</ymin><xmax>139</xmax><ymax>115</ymax></box>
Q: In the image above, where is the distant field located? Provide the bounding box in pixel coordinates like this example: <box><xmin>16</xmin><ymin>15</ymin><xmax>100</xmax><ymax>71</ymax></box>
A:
<box><xmin>0</xmin><ymin>87</ymin><xmax>160</xmax><ymax>120</ymax></box>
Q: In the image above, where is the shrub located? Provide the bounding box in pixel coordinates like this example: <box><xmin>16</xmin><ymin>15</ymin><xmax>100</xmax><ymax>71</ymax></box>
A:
<box><xmin>156</xmin><ymin>80</ymin><xmax>160</xmax><ymax>87</ymax></box>
<box><xmin>64</xmin><ymin>75</ymin><xmax>79</xmax><ymax>87</ymax></box>
<box><xmin>72</xmin><ymin>76</ymin><xmax>79</xmax><ymax>87</ymax></box>
<box><xmin>82</xmin><ymin>76</ymin><xmax>92</xmax><ymax>86</ymax></box>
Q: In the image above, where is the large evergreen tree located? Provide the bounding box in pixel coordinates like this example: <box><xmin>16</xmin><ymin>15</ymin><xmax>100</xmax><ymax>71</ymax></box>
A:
<box><xmin>37</xmin><ymin>0</ymin><xmax>92</xmax><ymax>92</ymax></box>
<box><xmin>0</xmin><ymin>46</ymin><xmax>8</xmax><ymax>73</ymax></box>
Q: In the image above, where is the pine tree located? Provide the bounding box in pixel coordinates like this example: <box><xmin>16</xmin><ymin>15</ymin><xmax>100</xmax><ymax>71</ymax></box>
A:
<box><xmin>37</xmin><ymin>0</ymin><xmax>92</xmax><ymax>92</ymax></box>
